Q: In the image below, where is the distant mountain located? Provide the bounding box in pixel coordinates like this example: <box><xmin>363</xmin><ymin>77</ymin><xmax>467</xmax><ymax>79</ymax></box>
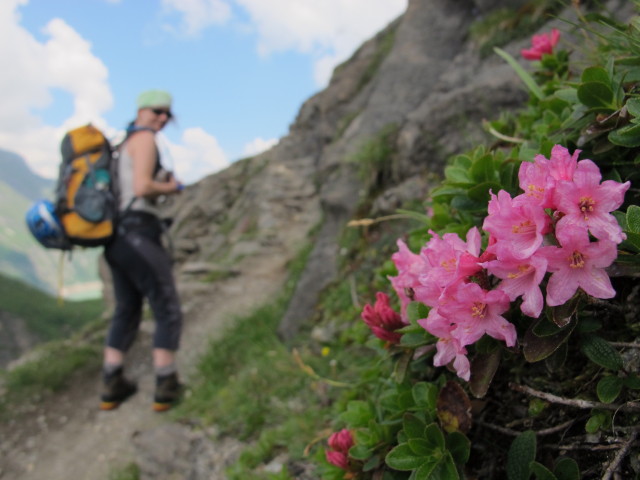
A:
<box><xmin>0</xmin><ymin>148</ymin><xmax>100</xmax><ymax>297</ymax></box>
<box><xmin>0</xmin><ymin>149</ymin><xmax>54</xmax><ymax>201</ymax></box>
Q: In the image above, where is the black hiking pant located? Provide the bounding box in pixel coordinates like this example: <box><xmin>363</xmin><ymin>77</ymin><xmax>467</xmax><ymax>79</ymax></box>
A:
<box><xmin>104</xmin><ymin>211</ymin><xmax>182</xmax><ymax>352</ymax></box>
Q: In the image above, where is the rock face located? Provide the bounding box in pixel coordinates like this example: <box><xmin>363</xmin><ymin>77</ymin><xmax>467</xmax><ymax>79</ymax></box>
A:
<box><xmin>162</xmin><ymin>0</ymin><xmax>529</xmax><ymax>342</ymax></box>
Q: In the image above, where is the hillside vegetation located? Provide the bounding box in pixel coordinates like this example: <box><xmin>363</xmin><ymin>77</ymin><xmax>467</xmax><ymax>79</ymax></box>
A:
<box><xmin>175</xmin><ymin>2</ymin><xmax>640</xmax><ymax>479</ymax></box>
<box><xmin>0</xmin><ymin>149</ymin><xmax>100</xmax><ymax>296</ymax></box>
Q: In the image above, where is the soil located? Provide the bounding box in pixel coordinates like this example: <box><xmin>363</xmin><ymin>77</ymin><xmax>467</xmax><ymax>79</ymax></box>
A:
<box><xmin>0</xmin><ymin>252</ymin><xmax>290</xmax><ymax>480</ymax></box>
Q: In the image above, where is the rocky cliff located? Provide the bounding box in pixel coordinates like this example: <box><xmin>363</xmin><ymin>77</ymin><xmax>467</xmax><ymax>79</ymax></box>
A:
<box><xmin>164</xmin><ymin>0</ymin><xmax>532</xmax><ymax>341</ymax></box>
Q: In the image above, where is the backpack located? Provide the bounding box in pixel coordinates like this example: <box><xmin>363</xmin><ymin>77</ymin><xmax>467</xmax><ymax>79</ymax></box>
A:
<box><xmin>53</xmin><ymin>124</ymin><xmax>119</xmax><ymax>247</ymax></box>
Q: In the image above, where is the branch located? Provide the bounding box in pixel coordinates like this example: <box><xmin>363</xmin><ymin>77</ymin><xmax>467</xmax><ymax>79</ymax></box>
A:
<box><xmin>609</xmin><ymin>342</ymin><xmax>640</xmax><ymax>349</ymax></box>
<box><xmin>602</xmin><ymin>431</ymin><xmax>638</xmax><ymax>480</ymax></box>
<box><xmin>475</xmin><ymin>418</ymin><xmax>577</xmax><ymax>437</ymax></box>
<box><xmin>509</xmin><ymin>383</ymin><xmax>640</xmax><ymax>412</ymax></box>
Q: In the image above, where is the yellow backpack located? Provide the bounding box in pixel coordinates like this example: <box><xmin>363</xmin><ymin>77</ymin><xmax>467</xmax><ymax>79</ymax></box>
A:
<box><xmin>54</xmin><ymin>124</ymin><xmax>118</xmax><ymax>247</ymax></box>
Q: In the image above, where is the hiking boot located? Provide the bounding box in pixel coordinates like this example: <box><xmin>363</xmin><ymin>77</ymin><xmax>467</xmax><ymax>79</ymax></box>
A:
<box><xmin>153</xmin><ymin>372</ymin><xmax>183</xmax><ymax>412</ymax></box>
<box><xmin>100</xmin><ymin>367</ymin><xmax>137</xmax><ymax>411</ymax></box>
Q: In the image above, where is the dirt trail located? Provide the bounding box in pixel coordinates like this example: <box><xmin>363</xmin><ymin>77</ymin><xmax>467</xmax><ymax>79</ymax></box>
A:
<box><xmin>0</xmin><ymin>253</ymin><xmax>289</xmax><ymax>480</ymax></box>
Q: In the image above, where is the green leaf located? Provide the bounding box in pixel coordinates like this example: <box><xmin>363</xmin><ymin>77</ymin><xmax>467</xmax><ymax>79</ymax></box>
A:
<box><xmin>530</xmin><ymin>461</ymin><xmax>557</xmax><ymax>480</ymax></box>
<box><xmin>412</xmin><ymin>382</ymin><xmax>438</xmax><ymax>411</ymax></box>
<box><xmin>596</xmin><ymin>376</ymin><xmax>623</xmax><ymax>403</ymax></box>
<box><xmin>580</xmin><ymin>335</ymin><xmax>623</xmax><ymax>371</ymax></box>
<box><xmin>608</xmin><ymin>123</ymin><xmax>640</xmax><ymax>147</ymax></box>
<box><xmin>398</xmin><ymin>388</ymin><xmax>417</xmax><ymax>410</ymax></box>
<box><xmin>446</xmin><ymin>431</ymin><xmax>471</xmax><ymax>465</ymax></box>
<box><xmin>362</xmin><ymin>454</ymin><xmax>381</xmax><ymax>472</ymax></box>
<box><xmin>467</xmin><ymin>181</ymin><xmax>502</xmax><ymax>203</ymax></box>
<box><xmin>469</xmin><ymin>350</ymin><xmax>501</xmax><ymax>398</ymax></box>
<box><xmin>554</xmin><ymin>88</ymin><xmax>579</xmax><ymax>103</ymax></box>
<box><xmin>444</xmin><ymin>166</ymin><xmax>473</xmax><ymax>184</ymax></box>
<box><xmin>399</xmin><ymin>331</ymin><xmax>432</xmax><ymax>348</ymax></box>
<box><xmin>507</xmin><ymin>430</ymin><xmax>536</xmax><ymax>480</ymax></box>
<box><xmin>627</xmin><ymin>205</ymin><xmax>640</xmax><ymax>234</ymax></box>
<box><xmin>424</xmin><ymin>423</ymin><xmax>445</xmax><ymax>451</ymax></box>
<box><xmin>393</xmin><ymin>350</ymin><xmax>413</xmax><ymax>384</ymax></box>
<box><xmin>431</xmin><ymin>186</ymin><xmax>468</xmax><ymax>198</ymax></box>
<box><xmin>340</xmin><ymin>401</ymin><xmax>373</xmax><ymax>427</ymax></box>
<box><xmin>469</xmin><ymin>154</ymin><xmax>497</xmax><ymax>183</ymax></box>
<box><xmin>408</xmin><ymin>438</ymin><xmax>431</xmax><ymax>456</ymax></box>
<box><xmin>544</xmin><ymin>342</ymin><xmax>568</xmax><ymax>373</ymax></box>
<box><xmin>494</xmin><ymin>47</ymin><xmax>544</xmax><ymax>100</ymax></box>
<box><xmin>350</xmin><ymin>444</ymin><xmax>374</xmax><ymax>461</ymax></box>
<box><xmin>523</xmin><ymin>317</ymin><xmax>576</xmax><ymax>363</ymax></box>
<box><xmin>623</xmin><ymin>373</ymin><xmax>640</xmax><ymax>389</ymax></box>
<box><xmin>581</xmin><ymin>66</ymin><xmax>611</xmax><ymax>85</ymax></box>
<box><xmin>403</xmin><ymin>413</ymin><xmax>428</xmax><ymax>440</ymax></box>
<box><xmin>577</xmin><ymin>81</ymin><xmax>614</xmax><ymax>109</ymax></box>
<box><xmin>553</xmin><ymin>457</ymin><xmax>580</xmax><ymax>480</ymax></box>
<box><xmin>626</xmin><ymin>97</ymin><xmax>640</xmax><ymax>118</ymax></box>
<box><xmin>406</xmin><ymin>301</ymin><xmax>430</xmax><ymax>325</ymax></box>
<box><xmin>427</xmin><ymin>454</ymin><xmax>460</xmax><ymax>480</ymax></box>
<box><xmin>385</xmin><ymin>443</ymin><xmax>428</xmax><ymax>471</ymax></box>
<box><xmin>585</xmin><ymin>411</ymin><xmax>609</xmax><ymax>433</ymax></box>
<box><xmin>413</xmin><ymin>459</ymin><xmax>440</xmax><ymax>480</ymax></box>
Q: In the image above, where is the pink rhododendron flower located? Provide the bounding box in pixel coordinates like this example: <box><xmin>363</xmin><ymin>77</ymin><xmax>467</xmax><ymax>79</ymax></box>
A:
<box><xmin>483</xmin><ymin>190</ymin><xmax>551</xmax><ymax>259</ymax></box>
<box><xmin>540</xmin><ymin>224</ymin><xmax>617</xmax><ymax>306</ymax></box>
<box><xmin>417</xmin><ymin>228</ymin><xmax>482</xmax><ymax>306</ymax></box>
<box><xmin>326</xmin><ymin>429</ymin><xmax>354</xmax><ymax>470</ymax></box>
<box><xmin>389</xmin><ymin>239</ymin><xmax>429</xmax><ymax>321</ymax></box>
<box><xmin>484</xmin><ymin>250</ymin><xmax>548</xmax><ymax>318</ymax></box>
<box><xmin>419</xmin><ymin>308</ymin><xmax>471</xmax><ymax>380</ymax></box>
<box><xmin>434</xmin><ymin>336</ymin><xmax>471</xmax><ymax>381</ymax></box>
<box><xmin>547</xmin><ymin>144</ymin><xmax>581</xmax><ymax>183</ymax></box>
<box><xmin>328</xmin><ymin>429</ymin><xmax>354</xmax><ymax>452</ymax></box>
<box><xmin>361</xmin><ymin>292</ymin><xmax>406</xmax><ymax>344</ymax></box>
<box><xmin>521</xmin><ymin>28</ymin><xmax>561</xmax><ymax>60</ymax></box>
<box><xmin>519</xmin><ymin>153</ymin><xmax>554</xmax><ymax>207</ymax></box>
<box><xmin>438</xmin><ymin>282</ymin><xmax>516</xmax><ymax>348</ymax></box>
<box><xmin>554</xmin><ymin>159</ymin><xmax>630</xmax><ymax>243</ymax></box>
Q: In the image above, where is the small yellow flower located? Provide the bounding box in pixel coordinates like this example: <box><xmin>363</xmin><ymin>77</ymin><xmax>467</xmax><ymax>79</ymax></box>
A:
<box><xmin>321</xmin><ymin>346</ymin><xmax>331</xmax><ymax>357</ymax></box>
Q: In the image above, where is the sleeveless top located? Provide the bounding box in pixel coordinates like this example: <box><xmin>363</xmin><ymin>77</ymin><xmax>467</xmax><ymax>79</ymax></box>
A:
<box><xmin>117</xmin><ymin>138</ymin><xmax>163</xmax><ymax>217</ymax></box>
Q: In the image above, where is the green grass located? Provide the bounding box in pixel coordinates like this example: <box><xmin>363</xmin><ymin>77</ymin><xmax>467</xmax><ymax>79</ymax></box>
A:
<box><xmin>174</xmin><ymin>243</ymin><xmax>353</xmax><ymax>477</ymax></box>
<box><xmin>0</xmin><ymin>272</ymin><xmax>104</xmax><ymax>342</ymax></box>
<box><xmin>0</xmin><ymin>324</ymin><xmax>103</xmax><ymax>419</ymax></box>
<box><xmin>108</xmin><ymin>462</ymin><xmax>140</xmax><ymax>480</ymax></box>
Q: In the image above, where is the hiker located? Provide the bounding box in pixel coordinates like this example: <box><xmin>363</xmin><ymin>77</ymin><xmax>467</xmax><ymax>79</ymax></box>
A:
<box><xmin>100</xmin><ymin>89</ymin><xmax>184</xmax><ymax>412</ymax></box>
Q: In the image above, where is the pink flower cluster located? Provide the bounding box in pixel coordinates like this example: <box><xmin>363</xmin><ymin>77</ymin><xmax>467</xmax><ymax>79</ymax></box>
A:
<box><xmin>325</xmin><ymin>429</ymin><xmax>354</xmax><ymax>471</ymax></box>
<box><xmin>361</xmin><ymin>292</ymin><xmax>406</xmax><ymax>344</ymax></box>
<box><xmin>387</xmin><ymin>145</ymin><xmax>629</xmax><ymax>381</ymax></box>
<box><xmin>521</xmin><ymin>28</ymin><xmax>561</xmax><ymax>60</ymax></box>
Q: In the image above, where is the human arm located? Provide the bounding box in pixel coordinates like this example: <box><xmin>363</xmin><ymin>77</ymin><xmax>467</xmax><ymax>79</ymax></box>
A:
<box><xmin>126</xmin><ymin>130</ymin><xmax>182</xmax><ymax>197</ymax></box>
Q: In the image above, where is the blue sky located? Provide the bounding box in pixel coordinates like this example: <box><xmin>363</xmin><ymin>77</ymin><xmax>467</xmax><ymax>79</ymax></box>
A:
<box><xmin>2</xmin><ymin>0</ymin><xmax>407</xmax><ymax>184</ymax></box>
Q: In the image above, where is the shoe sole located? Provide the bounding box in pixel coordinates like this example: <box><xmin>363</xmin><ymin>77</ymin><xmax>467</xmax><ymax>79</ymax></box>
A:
<box><xmin>100</xmin><ymin>400</ymin><xmax>122</xmax><ymax>411</ymax></box>
<box><xmin>153</xmin><ymin>402</ymin><xmax>173</xmax><ymax>412</ymax></box>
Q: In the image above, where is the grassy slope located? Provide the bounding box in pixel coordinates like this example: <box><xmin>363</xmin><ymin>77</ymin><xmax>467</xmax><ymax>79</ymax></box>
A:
<box><xmin>0</xmin><ymin>272</ymin><xmax>104</xmax><ymax>342</ymax></box>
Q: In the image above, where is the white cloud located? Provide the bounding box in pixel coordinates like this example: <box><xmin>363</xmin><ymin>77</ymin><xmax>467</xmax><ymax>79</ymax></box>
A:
<box><xmin>232</xmin><ymin>0</ymin><xmax>408</xmax><ymax>86</ymax></box>
<box><xmin>242</xmin><ymin>137</ymin><xmax>278</xmax><ymax>158</ymax></box>
<box><xmin>0</xmin><ymin>2</ymin><xmax>113</xmax><ymax>178</ymax></box>
<box><xmin>161</xmin><ymin>0</ymin><xmax>231</xmax><ymax>37</ymax></box>
<box><xmin>161</xmin><ymin>128</ymin><xmax>230</xmax><ymax>184</ymax></box>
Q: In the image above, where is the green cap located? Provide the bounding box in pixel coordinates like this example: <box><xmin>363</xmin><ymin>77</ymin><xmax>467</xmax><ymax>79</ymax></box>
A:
<box><xmin>136</xmin><ymin>90</ymin><xmax>172</xmax><ymax>109</ymax></box>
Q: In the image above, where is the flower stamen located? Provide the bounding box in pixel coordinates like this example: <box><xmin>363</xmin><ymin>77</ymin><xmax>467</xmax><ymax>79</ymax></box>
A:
<box><xmin>568</xmin><ymin>251</ymin><xmax>585</xmax><ymax>269</ymax></box>
<box><xmin>471</xmin><ymin>302</ymin><xmax>487</xmax><ymax>318</ymax></box>
<box><xmin>579</xmin><ymin>196</ymin><xmax>595</xmax><ymax>220</ymax></box>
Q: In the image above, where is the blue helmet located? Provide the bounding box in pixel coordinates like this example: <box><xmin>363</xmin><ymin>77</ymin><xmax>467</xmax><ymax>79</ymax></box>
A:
<box><xmin>26</xmin><ymin>200</ymin><xmax>70</xmax><ymax>250</ymax></box>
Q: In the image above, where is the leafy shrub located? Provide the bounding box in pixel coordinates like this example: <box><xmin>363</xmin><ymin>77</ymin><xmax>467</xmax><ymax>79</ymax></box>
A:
<box><xmin>316</xmin><ymin>5</ymin><xmax>640</xmax><ymax>479</ymax></box>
